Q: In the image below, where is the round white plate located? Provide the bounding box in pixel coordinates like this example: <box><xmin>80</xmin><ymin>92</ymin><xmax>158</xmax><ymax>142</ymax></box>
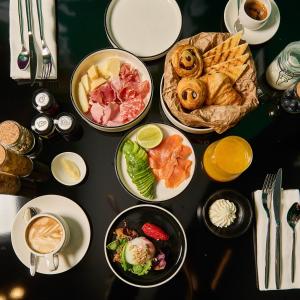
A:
<box><xmin>11</xmin><ymin>195</ymin><xmax>91</xmax><ymax>275</ymax></box>
<box><xmin>105</xmin><ymin>0</ymin><xmax>182</xmax><ymax>60</ymax></box>
<box><xmin>224</xmin><ymin>0</ymin><xmax>280</xmax><ymax>45</ymax></box>
<box><xmin>115</xmin><ymin>123</ymin><xmax>196</xmax><ymax>202</ymax></box>
<box><xmin>51</xmin><ymin>152</ymin><xmax>87</xmax><ymax>186</ymax></box>
<box><xmin>71</xmin><ymin>48</ymin><xmax>153</xmax><ymax>132</ymax></box>
<box><xmin>160</xmin><ymin>77</ymin><xmax>214</xmax><ymax>134</ymax></box>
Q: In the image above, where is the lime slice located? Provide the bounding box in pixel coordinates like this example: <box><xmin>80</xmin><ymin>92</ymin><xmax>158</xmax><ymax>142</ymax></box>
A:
<box><xmin>136</xmin><ymin>125</ymin><xmax>163</xmax><ymax>149</ymax></box>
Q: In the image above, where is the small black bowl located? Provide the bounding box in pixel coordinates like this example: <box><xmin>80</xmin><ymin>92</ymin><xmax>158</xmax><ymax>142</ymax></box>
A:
<box><xmin>202</xmin><ymin>189</ymin><xmax>253</xmax><ymax>238</ymax></box>
<box><xmin>104</xmin><ymin>204</ymin><xmax>187</xmax><ymax>288</ymax></box>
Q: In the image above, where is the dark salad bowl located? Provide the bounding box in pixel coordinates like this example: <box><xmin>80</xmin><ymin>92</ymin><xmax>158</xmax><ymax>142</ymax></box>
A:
<box><xmin>104</xmin><ymin>204</ymin><xmax>187</xmax><ymax>288</ymax></box>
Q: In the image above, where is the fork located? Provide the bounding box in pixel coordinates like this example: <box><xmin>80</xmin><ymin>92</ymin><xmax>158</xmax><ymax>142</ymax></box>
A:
<box><xmin>36</xmin><ymin>0</ymin><xmax>52</xmax><ymax>80</ymax></box>
<box><xmin>261</xmin><ymin>173</ymin><xmax>276</xmax><ymax>289</ymax></box>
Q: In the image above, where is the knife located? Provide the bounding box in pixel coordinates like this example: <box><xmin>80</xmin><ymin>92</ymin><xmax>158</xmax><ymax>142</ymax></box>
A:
<box><xmin>273</xmin><ymin>168</ymin><xmax>282</xmax><ymax>289</ymax></box>
<box><xmin>25</xmin><ymin>0</ymin><xmax>37</xmax><ymax>85</ymax></box>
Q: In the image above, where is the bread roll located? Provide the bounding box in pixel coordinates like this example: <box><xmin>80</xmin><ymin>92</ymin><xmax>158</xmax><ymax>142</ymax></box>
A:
<box><xmin>171</xmin><ymin>45</ymin><xmax>203</xmax><ymax>78</ymax></box>
<box><xmin>177</xmin><ymin>78</ymin><xmax>207</xmax><ymax>110</ymax></box>
<box><xmin>201</xmin><ymin>73</ymin><xmax>242</xmax><ymax>106</ymax></box>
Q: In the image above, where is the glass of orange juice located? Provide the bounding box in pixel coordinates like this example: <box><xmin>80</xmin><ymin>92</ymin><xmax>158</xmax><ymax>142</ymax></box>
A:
<box><xmin>202</xmin><ymin>136</ymin><xmax>253</xmax><ymax>182</ymax></box>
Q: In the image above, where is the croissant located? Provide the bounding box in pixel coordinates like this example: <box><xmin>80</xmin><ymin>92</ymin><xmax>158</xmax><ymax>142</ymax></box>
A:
<box><xmin>201</xmin><ymin>72</ymin><xmax>242</xmax><ymax>106</ymax></box>
<box><xmin>177</xmin><ymin>78</ymin><xmax>207</xmax><ymax>110</ymax></box>
<box><xmin>171</xmin><ymin>45</ymin><xmax>203</xmax><ymax>78</ymax></box>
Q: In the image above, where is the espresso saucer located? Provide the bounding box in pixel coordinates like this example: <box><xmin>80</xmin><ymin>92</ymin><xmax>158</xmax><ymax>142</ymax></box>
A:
<box><xmin>224</xmin><ymin>0</ymin><xmax>280</xmax><ymax>45</ymax></box>
<box><xmin>11</xmin><ymin>195</ymin><xmax>91</xmax><ymax>275</ymax></box>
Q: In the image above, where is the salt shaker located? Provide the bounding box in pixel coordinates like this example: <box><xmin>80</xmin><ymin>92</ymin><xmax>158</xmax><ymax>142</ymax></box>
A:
<box><xmin>266</xmin><ymin>41</ymin><xmax>300</xmax><ymax>90</ymax></box>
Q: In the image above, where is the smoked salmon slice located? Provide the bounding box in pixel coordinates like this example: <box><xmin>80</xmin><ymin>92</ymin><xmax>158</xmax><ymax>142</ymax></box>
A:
<box><xmin>149</xmin><ymin>134</ymin><xmax>192</xmax><ymax>188</ymax></box>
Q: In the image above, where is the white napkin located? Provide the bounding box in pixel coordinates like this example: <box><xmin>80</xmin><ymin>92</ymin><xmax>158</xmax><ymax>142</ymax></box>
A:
<box><xmin>254</xmin><ymin>189</ymin><xmax>300</xmax><ymax>290</ymax></box>
<box><xmin>9</xmin><ymin>0</ymin><xmax>57</xmax><ymax>80</ymax></box>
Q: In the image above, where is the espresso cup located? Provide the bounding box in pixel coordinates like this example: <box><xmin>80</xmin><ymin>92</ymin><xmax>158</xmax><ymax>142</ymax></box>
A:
<box><xmin>239</xmin><ymin>0</ymin><xmax>272</xmax><ymax>31</ymax></box>
<box><xmin>24</xmin><ymin>213</ymin><xmax>70</xmax><ymax>271</ymax></box>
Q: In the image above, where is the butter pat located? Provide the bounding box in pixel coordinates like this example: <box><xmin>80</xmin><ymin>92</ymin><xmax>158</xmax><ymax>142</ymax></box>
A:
<box><xmin>61</xmin><ymin>158</ymin><xmax>81</xmax><ymax>181</ymax></box>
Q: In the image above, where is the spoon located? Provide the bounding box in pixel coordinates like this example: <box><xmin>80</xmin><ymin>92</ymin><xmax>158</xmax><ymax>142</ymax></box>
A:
<box><xmin>287</xmin><ymin>202</ymin><xmax>300</xmax><ymax>283</ymax></box>
<box><xmin>23</xmin><ymin>207</ymin><xmax>38</xmax><ymax>276</ymax></box>
<box><xmin>17</xmin><ymin>0</ymin><xmax>30</xmax><ymax>70</ymax></box>
<box><xmin>233</xmin><ymin>0</ymin><xmax>244</xmax><ymax>33</ymax></box>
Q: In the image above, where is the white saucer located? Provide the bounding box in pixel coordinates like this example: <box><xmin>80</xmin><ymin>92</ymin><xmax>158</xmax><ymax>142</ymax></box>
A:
<box><xmin>11</xmin><ymin>195</ymin><xmax>91</xmax><ymax>274</ymax></box>
<box><xmin>224</xmin><ymin>0</ymin><xmax>280</xmax><ymax>45</ymax></box>
<box><xmin>51</xmin><ymin>152</ymin><xmax>87</xmax><ymax>186</ymax></box>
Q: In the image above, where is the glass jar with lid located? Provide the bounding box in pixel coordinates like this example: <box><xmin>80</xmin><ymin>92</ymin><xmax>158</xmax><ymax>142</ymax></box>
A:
<box><xmin>0</xmin><ymin>120</ymin><xmax>35</xmax><ymax>155</ymax></box>
<box><xmin>0</xmin><ymin>144</ymin><xmax>33</xmax><ymax>177</ymax></box>
<box><xmin>0</xmin><ymin>171</ymin><xmax>21</xmax><ymax>194</ymax></box>
<box><xmin>266</xmin><ymin>41</ymin><xmax>300</xmax><ymax>90</ymax></box>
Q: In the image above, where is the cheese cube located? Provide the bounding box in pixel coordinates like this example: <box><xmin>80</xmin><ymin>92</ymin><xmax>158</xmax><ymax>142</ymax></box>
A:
<box><xmin>81</xmin><ymin>74</ymin><xmax>90</xmax><ymax>93</ymax></box>
<box><xmin>87</xmin><ymin>65</ymin><xmax>98</xmax><ymax>80</ymax></box>
<box><xmin>90</xmin><ymin>77</ymin><xmax>106</xmax><ymax>91</ymax></box>
<box><xmin>78</xmin><ymin>82</ymin><xmax>89</xmax><ymax>113</ymax></box>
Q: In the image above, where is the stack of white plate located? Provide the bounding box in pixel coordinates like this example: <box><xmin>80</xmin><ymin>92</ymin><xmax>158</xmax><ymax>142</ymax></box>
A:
<box><xmin>105</xmin><ymin>0</ymin><xmax>182</xmax><ymax>61</ymax></box>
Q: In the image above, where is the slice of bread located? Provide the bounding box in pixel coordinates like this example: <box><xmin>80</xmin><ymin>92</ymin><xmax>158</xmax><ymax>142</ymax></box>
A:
<box><xmin>203</xmin><ymin>31</ymin><xmax>243</xmax><ymax>58</ymax></box>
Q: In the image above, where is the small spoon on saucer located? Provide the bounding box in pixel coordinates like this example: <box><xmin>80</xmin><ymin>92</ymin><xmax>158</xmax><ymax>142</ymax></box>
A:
<box><xmin>23</xmin><ymin>207</ymin><xmax>38</xmax><ymax>276</ymax></box>
<box><xmin>233</xmin><ymin>0</ymin><xmax>244</xmax><ymax>33</ymax></box>
<box><xmin>287</xmin><ymin>202</ymin><xmax>300</xmax><ymax>283</ymax></box>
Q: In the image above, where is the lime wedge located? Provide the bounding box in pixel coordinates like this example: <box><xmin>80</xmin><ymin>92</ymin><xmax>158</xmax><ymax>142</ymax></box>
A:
<box><xmin>136</xmin><ymin>125</ymin><xmax>163</xmax><ymax>149</ymax></box>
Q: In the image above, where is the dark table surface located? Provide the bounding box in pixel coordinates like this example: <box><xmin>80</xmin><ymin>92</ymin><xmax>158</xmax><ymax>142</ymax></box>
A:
<box><xmin>1</xmin><ymin>0</ymin><xmax>300</xmax><ymax>299</ymax></box>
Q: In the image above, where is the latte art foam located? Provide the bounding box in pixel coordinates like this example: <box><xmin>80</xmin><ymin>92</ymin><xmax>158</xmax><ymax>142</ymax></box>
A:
<box><xmin>27</xmin><ymin>216</ymin><xmax>63</xmax><ymax>254</ymax></box>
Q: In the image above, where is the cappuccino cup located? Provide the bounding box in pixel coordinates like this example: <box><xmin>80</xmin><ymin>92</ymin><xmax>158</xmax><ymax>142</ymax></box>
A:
<box><xmin>239</xmin><ymin>0</ymin><xmax>272</xmax><ymax>31</ymax></box>
<box><xmin>24</xmin><ymin>213</ymin><xmax>70</xmax><ymax>271</ymax></box>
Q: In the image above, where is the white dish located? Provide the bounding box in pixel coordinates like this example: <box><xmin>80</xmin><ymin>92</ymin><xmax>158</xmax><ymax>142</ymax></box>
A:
<box><xmin>160</xmin><ymin>77</ymin><xmax>214</xmax><ymax>134</ymax></box>
<box><xmin>105</xmin><ymin>0</ymin><xmax>182</xmax><ymax>61</ymax></box>
<box><xmin>11</xmin><ymin>195</ymin><xmax>91</xmax><ymax>275</ymax></box>
<box><xmin>51</xmin><ymin>152</ymin><xmax>87</xmax><ymax>186</ymax></box>
<box><xmin>70</xmin><ymin>48</ymin><xmax>153</xmax><ymax>132</ymax></box>
<box><xmin>115</xmin><ymin>123</ymin><xmax>196</xmax><ymax>202</ymax></box>
<box><xmin>224</xmin><ymin>0</ymin><xmax>280</xmax><ymax>45</ymax></box>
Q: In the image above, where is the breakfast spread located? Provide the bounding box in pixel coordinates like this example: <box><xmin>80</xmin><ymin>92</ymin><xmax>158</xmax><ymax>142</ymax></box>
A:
<box><xmin>106</xmin><ymin>223</ymin><xmax>168</xmax><ymax>275</ymax></box>
<box><xmin>77</xmin><ymin>58</ymin><xmax>150</xmax><ymax>127</ymax></box>
<box><xmin>209</xmin><ymin>199</ymin><xmax>237</xmax><ymax>228</ymax></box>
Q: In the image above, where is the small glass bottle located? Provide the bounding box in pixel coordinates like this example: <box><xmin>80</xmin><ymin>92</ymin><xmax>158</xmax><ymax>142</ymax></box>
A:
<box><xmin>0</xmin><ymin>171</ymin><xmax>21</xmax><ymax>195</ymax></box>
<box><xmin>280</xmin><ymin>79</ymin><xmax>300</xmax><ymax>114</ymax></box>
<box><xmin>54</xmin><ymin>112</ymin><xmax>83</xmax><ymax>141</ymax></box>
<box><xmin>0</xmin><ymin>144</ymin><xmax>33</xmax><ymax>177</ymax></box>
<box><xmin>32</xmin><ymin>89</ymin><xmax>59</xmax><ymax>116</ymax></box>
<box><xmin>266</xmin><ymin>41</ymin><xmax>300</xmax><ymax>90</ymax></box>
<box><xmin>31</xmin><ymin>114</ymin><xmax>56</xmax><ymax>139</ymax></box>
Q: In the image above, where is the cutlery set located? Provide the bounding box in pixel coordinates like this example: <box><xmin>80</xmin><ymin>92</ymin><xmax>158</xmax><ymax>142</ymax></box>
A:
<box><xmin>262</xmin><ymin>168</ymin><xmax>300</xmax><ymax>289</ymax></box>
<box><xmin>18</xmin><ymin>0</ymin><xmax>53</xmax><ymax>84</ymax></box>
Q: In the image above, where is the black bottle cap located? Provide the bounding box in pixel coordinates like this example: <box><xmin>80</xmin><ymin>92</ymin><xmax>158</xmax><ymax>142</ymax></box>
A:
<box><xmin>31</xmin><ymin>114</ymin><xmax>55</xmax><ymax>136</ymax></box>
<box><xmin>32</xmin><ymin>89</ymin><xmax>53</xmax><ymax>112</ymax></box>
<box><xmin>55</xmin><ymin>113</ymin><xmax>76</xmax><ymax>134</ymax></box>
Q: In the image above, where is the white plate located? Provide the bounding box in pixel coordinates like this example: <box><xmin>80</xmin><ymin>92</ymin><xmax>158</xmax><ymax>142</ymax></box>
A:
<box><xmin>71</xmin><ymin>48</ymin><xmax>153</xmax><ymax>132</ymax></box>
<box><xmin>11</xmin><ymin>195</ymin><xmax>91</xmax><ymax>274</ymax></box>
<box><xmin>224</xmin><ymin>0</ymin><xmax>280</xmax><ymax>45</ymax></box>
<box><xmin>51</xmin><ymin>152</ymin><xmax>87</xmax><ymax>186</ymax></box>
<box><xmin>105</xmin><ymin>0</ymin><xmax>182</xmax><ymax>60</ymax></box>
<box><xmin>160</xmin><ymin>77</ymin><xmax>214</xmax><ymax>134</ymax></box>
<box><xmin>115</xmin><ymin>123</ymin><xmax>196</xmax><ymax>202</ymax></box>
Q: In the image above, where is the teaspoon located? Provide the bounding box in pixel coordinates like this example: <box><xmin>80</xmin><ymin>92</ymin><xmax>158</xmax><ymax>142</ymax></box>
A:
<box><xmin>17</xmin><ymin>0</ymin><xmax>30</xmax><ymax>70</ymax></box>
<box><xmin>287</xmin><ymin>202</ymin><xmax>300</xmax><ymax>283</ymax></box>
<box><xmin>23</xmin><ymin>207</ymin><xmax>38</xmax><ymax>276</ymax></box>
